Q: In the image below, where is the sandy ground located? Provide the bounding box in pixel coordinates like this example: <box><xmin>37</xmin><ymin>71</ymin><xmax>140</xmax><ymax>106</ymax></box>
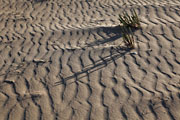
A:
<box><xmin>0</xmin><ymin>0</ymin><xmax>180</xmax><ymax>120</ymax></box>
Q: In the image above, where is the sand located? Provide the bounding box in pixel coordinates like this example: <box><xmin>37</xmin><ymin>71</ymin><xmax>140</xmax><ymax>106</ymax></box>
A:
<box><xmin>0</xmin><ymin>0</ymin><xmax>180</xmax><ymax>120</ymax></box>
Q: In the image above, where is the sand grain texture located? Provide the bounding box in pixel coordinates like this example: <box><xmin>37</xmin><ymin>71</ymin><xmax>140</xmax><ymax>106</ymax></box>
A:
<box><xmin>0</xmin><ymin>0</ymin><xmax>180</xmax><ymax>120</ymax></box>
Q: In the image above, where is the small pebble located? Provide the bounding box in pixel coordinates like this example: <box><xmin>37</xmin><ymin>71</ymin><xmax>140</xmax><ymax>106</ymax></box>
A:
<box><xmin>130</xmin><ymin>51</ymin><xmax>137</xmax><ymax>55</ymax></box>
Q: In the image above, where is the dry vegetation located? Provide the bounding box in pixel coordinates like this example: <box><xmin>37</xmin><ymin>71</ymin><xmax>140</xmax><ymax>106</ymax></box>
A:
<box><xmin>121</xmin><ymin>27</ymin><xmax>135</xmax><ymax>49</ymax></box>
<box><xmin>119</xmin><ymin>9</ymin><xmax>141</xmax><ymax>29</ymax></box>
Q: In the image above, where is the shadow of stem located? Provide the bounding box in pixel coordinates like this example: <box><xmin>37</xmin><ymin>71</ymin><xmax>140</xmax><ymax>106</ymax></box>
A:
<box><xmin>55</xmin><ymin>47</ymin><xmax>131</xmax><ymax>86</ymax></box>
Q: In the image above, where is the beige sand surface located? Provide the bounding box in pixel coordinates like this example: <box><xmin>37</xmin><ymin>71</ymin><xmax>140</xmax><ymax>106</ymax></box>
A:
<box><xmin>0</xmin><ymin>0</ymin><xmax>180</xmax><ymax>120</ymax></box>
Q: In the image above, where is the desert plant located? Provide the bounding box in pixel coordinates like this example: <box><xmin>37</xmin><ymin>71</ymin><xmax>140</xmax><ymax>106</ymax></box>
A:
<box><xmin>121</xmin><ymin>27</ymin><xmax>135</xmax><ymax>49</ymax></box>
<box><xmin>119</xmin><ymin>9</ymin><xmax>141</xmax><ymax>29</ymax></box>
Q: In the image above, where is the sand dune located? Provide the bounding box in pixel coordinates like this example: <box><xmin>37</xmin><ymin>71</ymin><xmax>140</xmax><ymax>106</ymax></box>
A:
<box><xmin>0</xmin><ymin>0</ymin><xmax>180</xmax><ymax>120</ymax></box>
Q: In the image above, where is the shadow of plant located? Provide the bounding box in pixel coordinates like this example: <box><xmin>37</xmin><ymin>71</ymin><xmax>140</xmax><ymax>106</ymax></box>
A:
<box><xmin>55</xmin><ymin>47</ymin><xmax>131</xmax><ymax>86</ymax></box>
<box><xmin>86</xmin><ymin>25</ymin><xmax>137</xmax><ymax>47</ymax></box>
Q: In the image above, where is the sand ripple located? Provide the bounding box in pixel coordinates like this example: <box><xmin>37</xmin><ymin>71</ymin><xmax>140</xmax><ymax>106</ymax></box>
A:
<box><xmin>0</xmin><ymin>0</ymin><xmax>180</xmax><ymax>120</ymax></box>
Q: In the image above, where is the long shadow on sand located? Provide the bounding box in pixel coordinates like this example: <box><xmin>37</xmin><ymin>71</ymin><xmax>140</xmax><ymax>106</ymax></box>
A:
<box><xmin>55</xmin><ymin>47</ymin><xmax>132</xmax><ymax>86</ymax></box>
<box><xmin>85</xmin><ymin>25</ymin><xmax>137</xmax><ymax>47</ymax></box>
<box><xmin>54</xmin><ymin>25</ymin><xmax>138</xmax><ymax>85</ymax></box>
